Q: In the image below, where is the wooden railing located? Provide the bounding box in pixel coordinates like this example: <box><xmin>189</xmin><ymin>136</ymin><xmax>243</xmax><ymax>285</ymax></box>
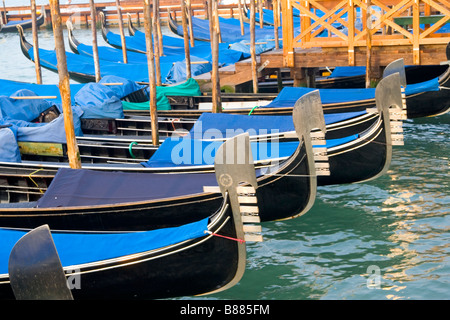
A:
<box><xmin>281</xmin><ymin>0</ymin><xmax>450</xmax><ymax>67</ymax></box>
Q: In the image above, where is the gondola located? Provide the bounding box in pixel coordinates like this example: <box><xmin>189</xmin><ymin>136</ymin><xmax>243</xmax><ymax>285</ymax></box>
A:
<box><xmin>0</xmin><ymin>91</ymin><xmax>324</xmax><ymax>223</ymax></box>
<box><xmin>167</xmin><ymin>10</ymin><xmax>278</xmax><ymax>44</ymax></box>
<box><xmin>0</xmin><ymin>6</ymin><xmax>45</xmax><ymax>33</ymax></box>
<box><xmin>0</xmin><ymin>141</ymin><xmax>262</xmax><ymax>299</ymax></box>
<box><xmin>150</xmin><ymin>58</ymin><xmax>450</xmax><ymax>119</ymax></box>
<box><xmin>99</xmin><ymin>11</ymin><xmax>146</xmax><ymax>54</ymax></box>
<box><xmin>317</xmin><ymin>62</ymin><xmax>450</xmax><ymax>89</ymax></box>
<box><xmin>0</xmin><ymin>74</ymin><xmax>402</xmax><ymax>206</ymax></box>
<box><xmin>68</xmin><ymin>21</ymin><xmax>246</xmax><ymax>82</ymax></box>
<box><xmin>0</xmin><ymin>111</ymin><xmax>316</xmax><ymax>229</ymax></box>
<box><xmin>19</xmin><ymin>24</ymin><xmax>214</xmax><ymax>85</ymax></box>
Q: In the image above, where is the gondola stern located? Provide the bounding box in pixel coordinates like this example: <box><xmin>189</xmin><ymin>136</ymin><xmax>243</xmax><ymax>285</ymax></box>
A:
<box><xmin>127</xmin><ymin>13</ymin><xmax>136</xmax><ymax>36</ymax></box>
<box><xmin>16</xmin><ymin>25</ymin><xmax>33</xmax><ymax>61</ymax></box>
<box><xmin>99</xmin><ymin>11</ymin><xmax>110</xmax><ymax>45</ymax></box>
<box><xmin>198</xmin><ymin>133</ymin><xmax>263</xmax><ymax>296</ymax></box>
<box><xmin>214</xmin><ymin>132</ymin><xmax>262</xmax><ymax>243</ymax></box>
<box><xmin>66</xmin><ymin>20</ymin><xmax>80</xmax><ymax>54</ymax></box>
<box><xmin>372</xmin><ymin>72</ymin><xmax>405</xmax><ymax>179</ymax></box>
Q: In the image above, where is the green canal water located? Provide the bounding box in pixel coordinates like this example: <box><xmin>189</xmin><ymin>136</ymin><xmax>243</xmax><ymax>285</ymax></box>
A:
<box><xmin>0</xmin><ymin>26</ymin><xmax>448</xmax><ymax>301</ymax></box>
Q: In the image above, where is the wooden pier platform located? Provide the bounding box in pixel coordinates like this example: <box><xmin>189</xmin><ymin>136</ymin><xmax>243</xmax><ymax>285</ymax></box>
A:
<box><xmin>220</xmin><ymin>0</ymin><xmax>450</xmax><ymax>90</ymax></box>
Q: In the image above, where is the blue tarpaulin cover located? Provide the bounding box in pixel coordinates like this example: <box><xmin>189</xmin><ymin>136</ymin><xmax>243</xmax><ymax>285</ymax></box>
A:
<box><xmin>141</xmin><ymin>134</ymin><xmax>358</xmax><ymax>168</ymax></box>
<box><xmin>0</xmin><ymin>79</ymin><xmax>84</xmax><ymax>104</ymax></box>
<box><xmin>29</xmin><ymin>46</ymin><xmax>153</xmax><ymax>83</ymax></box>
<box><xmin>142</xmin><ymin>138</ymin><xmax>300</xmax><ymax>167</ymax></box>
<box><xmin>262</xmin><ymin>77</ymin><xmax>440</xmax><ymax>107</ymax></box>
<box><xmin>74</xmin><ymin>82</ymin><xmax>124</xmax><ymax>119</ymax></box>
<box><xmin>0</xmin><ymin>89</ymin><xmax>55</xmax><ymax>122</ymax></box>
<box><xmin>176</xmin><ymin>15</ymin><xmax>280</xmax><ymax>44</ymax></box>
<box><xmin>189</xmin><ymin>111</ymin><xmax>368</xmax><ymax>137</ymax></box>
<box><xmin>0</xmin><ymin>127</ymin><xmax>21</xmax><ymax>163</ymax></box>
<box><xmin>16</xmin><ymin>112</ymin><xmax>83</xmax><ymax>143</ymax></box>
<box><xmin>35</xmin><ymin>167</ymin><xmax>218</xmax><ymax>208</ymax></box>
<box><xmin>0</xmin><ymin>214</ymin><xmax>209</xmax><ymax>273</ymax></box>
<box><xmin>76</xmin><ymin>39</ymin><xmax>247</xmax><ymax>69</ymax></box>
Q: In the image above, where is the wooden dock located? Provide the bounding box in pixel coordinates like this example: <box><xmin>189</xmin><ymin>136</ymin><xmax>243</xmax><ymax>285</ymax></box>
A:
<box><xmin>222</xmin><ymin>0</ymin><xmax>450</xmax><ymax>88</ymax></box>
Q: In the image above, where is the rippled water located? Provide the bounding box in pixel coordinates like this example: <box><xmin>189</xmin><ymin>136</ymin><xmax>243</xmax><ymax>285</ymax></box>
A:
<box><xmin>0</xmin><ymin>26</ymin><xmax>448</xmax><ymax>300</ymax></box>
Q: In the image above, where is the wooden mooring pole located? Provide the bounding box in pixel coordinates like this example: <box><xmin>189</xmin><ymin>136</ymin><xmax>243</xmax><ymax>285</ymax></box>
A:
<box><xmin>180</xmin><ymin>0</ymin><xmax>192</xmax><ymax>79</ymax></box>
<box><xmin>152</xmin><ymin>6</ymin><xmax>162</xmax><ymax>86</ymax></box>
<box><xmin>154</xmin><ymin>0</ymin><xmax>163</xmax><ymax>55</ymax></box>
<box><xmin>238</xmin><ymin>0</ymin><xmax>244</xmax><ymax>36</ymax></box>
<box><xmin>89</xmin><ymin>0</ymin><xmax>101</xmax><ymax>82</ymax></box>
<box><xmin>365</xmin><ymin>0</ymin><xmax>372</xmax><ymax>88</ymax></box>
<box><xmin>210</xmin><ymin>0</ymin><xmax>221</xmax><ymax>113</ymax></box>
<box><xmin>250</xmin><ymin>0</ymin><xmax>258</xmax><ymax>93</ymax></box>
<box><xmin>144</xmin><ymin>0</ymin><xmax>159</xmax><ymax>146</ymax></box>
<box><xmin>187</xmin><ymin>0</ymin><xmax>195</xmax><ymax>47</ymax></box>
<box><xmin>30</xmin><ymin>0</ymin><xmax>42</xmax><ymax>84</ymax></box>
<box><xmin>49</xmin><ymin>0</ymin><xmax>82</xmax><ymax>169</ymax></box>
<box><xmin>115</xmin><ymin>0</ymin><xmax>128</xmax><ymax>64</ymax></box>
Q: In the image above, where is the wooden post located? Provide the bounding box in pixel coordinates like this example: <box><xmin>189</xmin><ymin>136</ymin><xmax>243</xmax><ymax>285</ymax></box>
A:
<box><xmin>210</xmin><ymin>0</ymin><xmax>221</xmax><ymax>113</ymax></box>
<box><xmin>152</xmin><ymin>3</ymin><xmax>162</xmax><ymax>85</ymax></box>
<box><xmin>187</xmin><ymin>0</ymin><xmax>195</xmax><ymax>47</ymax></box>
<box><xmin>2</xmin><ymin>0</ymin><xmax>7</xmax><ymax>24</ymax></box>
<box><xmin>180</xmin><ymin>0</ymin><xmax>192</xmax><ymax>79</ymax></box>
<box><xmin>89</xmin><ymin>0</ymin><xmax>101</xmax><ymax>82</ymax></box>
<box><xmin>250</xmin><ymin>0</ymin><xmax>258</xmax><ymax>93</ymax></box>
<box><xmin>115</xmin><ymin>0</ymin><xmax>128</xmax><ymax>64</ymax></box>
<box><xmin>213</xmin><ymin>0</ymin><xmax>222</xmax><ymax>43</ymax></box>
<box><xmin>365</xmin><ymin>0</ymin><xmax>372</xmax><ymax>88</ymax></box>
<box><xmin>144</xmin><ymin>0</ymin><xmax>159</xmax><ymax>146</ymax></box>
<box><xmin>412</xmin><ymin>0</ymin><xmax>420</xmax><ymax>65</ymax></box>
<box><xmin>49</xmin><ymin>0</ymin><xmax>81</xmax><ymax>169</ymax></box>
<box><xmin>273</xmin><ymin>0</ymin><xmax>279</xmax><ymax>50</ymax></box>
<box><xmin>238</xmin><ymin>0</ymin><xmax>244</xmax><ymax>36</ymax></box>
<box><xmin>281</xmin><ymin>0</ymin><xmax>294</xmax><ymax>68</ymax></box>
<box><xmin>348</xmin><ymin>0</ymin><xmax>355</xmax><ymax>66</ymax></box>
<box><xmin>154</xmin><ymin>0</ymin><xmax>163</xmax><ymax>55</ymax></box>
<box><xmin>258</xmin><ymin>0</ymin><xmax>263</xmax><ymax>28</ymax></box>
<box><xmin>30</xmin><ymin>0</ymin><xmax>42</xmax><ymax>84</ymax></box>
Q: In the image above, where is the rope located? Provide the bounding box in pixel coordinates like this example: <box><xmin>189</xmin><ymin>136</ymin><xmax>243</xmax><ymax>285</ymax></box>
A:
<box><xmin>171</xmin><ymin>119</ymin><xmax>188</xmax><ymax>136</ymax></box>
<box><xmin>28</xmin><ymin>168</ymin><xmax>45</xmax><ymax>194</ymax></box>
<box><xmin>128</xmin><ymin>141</ymin><xmax>138</xmax><ymax>158</ymax></box>
<box><xmin>248</xmin><ymin>105</ymin><xmax>259</xmax><ymax>115</ymax></box>
<box><xmin>439</xmin><ymin>86</ymin><xmax>450</xmax><ymax>90</ymax></box>
<box><xmin>204</xmin><ymin>230</ymin><xmax>245</xmax><ymax>243</ymax></box>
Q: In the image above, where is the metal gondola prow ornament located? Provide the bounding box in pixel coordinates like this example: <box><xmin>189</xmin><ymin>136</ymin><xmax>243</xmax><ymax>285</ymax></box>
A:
<box><xmin>214</xmin><ymin>132</ymin><xmax>262</xmax><ymax>242</ymax></box>
<box><xmin>8</xmin><ymin>225</ymin><xmax>73</xmax><ymax>300</ymax></box>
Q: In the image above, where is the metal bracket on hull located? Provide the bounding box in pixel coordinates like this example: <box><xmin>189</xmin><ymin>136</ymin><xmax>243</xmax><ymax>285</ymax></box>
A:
<box><xmin>214</xmin><ymin>133</ymin><xmax>262</xmax><ymax>243</ymax></box>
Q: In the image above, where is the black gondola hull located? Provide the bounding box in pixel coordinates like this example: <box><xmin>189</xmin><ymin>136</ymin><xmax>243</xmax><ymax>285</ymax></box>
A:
<box><xmin>0</xmin><ymin>199</ymin><xmax>245</xmax><ymax>300</ymax></box>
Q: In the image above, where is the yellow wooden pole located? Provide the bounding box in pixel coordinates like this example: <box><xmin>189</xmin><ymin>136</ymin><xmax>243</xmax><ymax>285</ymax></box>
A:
<box><xmin>49</xmin><ymin>0</ymin><xmax>81</xmax><ymax>169</ymax></box>
<box><xmin>180</xmin><ymin>0</ymin><xmax>192</xmax><ymax>79</ymax></box>
<box><xmin>144</xmin><ymin>0</ymin><xmax>159</xmax><ymax>146</ymax></box>
<box><xmin>115</xmin><ymin>0</ymin><xmax>128</xmax><ymax>63</ymax></box>
<box><xmin>238</xmin><ymin>0</ymin><xmax>244</xmax><ymax>36</ymax></box>
<box><xmin>152</xmin><ymin>2</ymin><xmax>162</xmax><ymax>85</ymax></box>
<box><xmin>250</xmin><ymin>0</ymin><xmax>258</xmax><ymax>93</ymax></box>
<box><xmin>366</xmin><ymin>0</ymin><xmax>372</xmax><ymax>88</ymax></box>
<box><xmin>210</xmin><ymin>0</ymin><xmax>222</xmax><ymax>113</ymax></box>
<box><xmin>89</xmin><ymin>0</ymin><xmax>101</xmax><ymax>82</ymax></box>
<box><xmin>30</xmin><ymin>0</ymin><xmax>42</xmax><ymax>84</ymax></box>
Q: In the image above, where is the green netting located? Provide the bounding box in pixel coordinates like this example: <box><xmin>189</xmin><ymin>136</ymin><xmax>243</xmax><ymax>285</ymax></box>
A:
<box><xmin>122</xmin><ymin>78</ymin><xmax>201</xmax><ymax>111</ymax></box>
